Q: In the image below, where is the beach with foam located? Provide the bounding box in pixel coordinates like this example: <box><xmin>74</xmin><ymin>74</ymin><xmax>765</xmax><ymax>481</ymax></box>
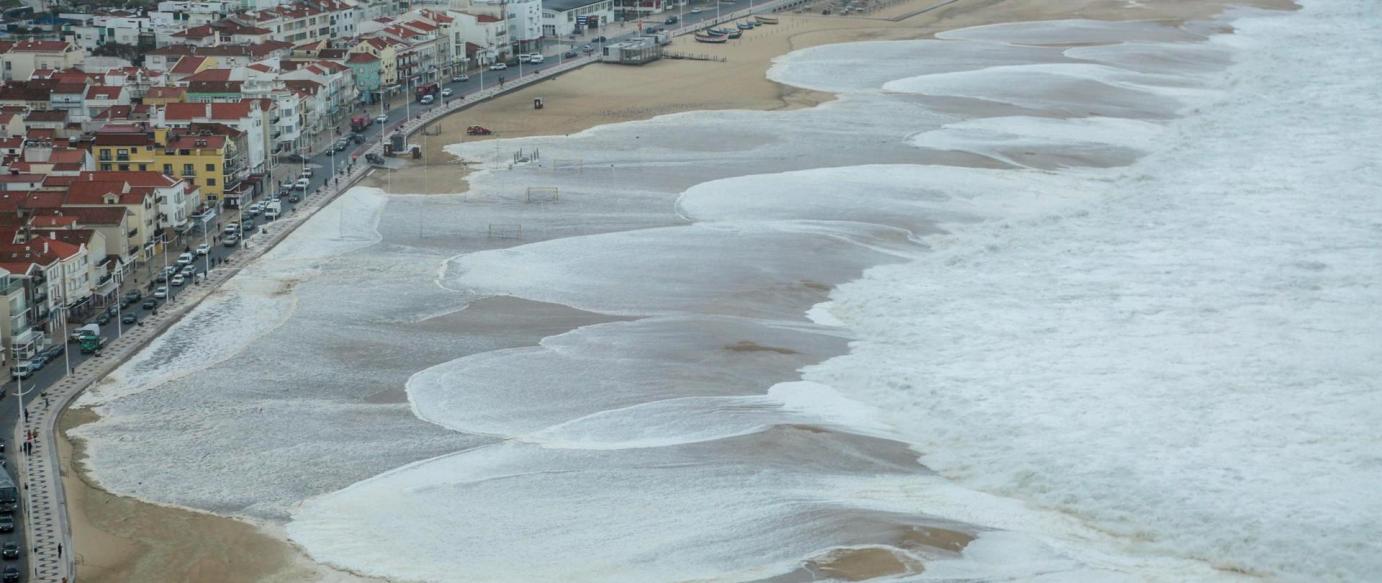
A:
<box><xmin>62</xmin><ymin>0</ymin><xmax>1381</xmax><ymax>581</ymax></box>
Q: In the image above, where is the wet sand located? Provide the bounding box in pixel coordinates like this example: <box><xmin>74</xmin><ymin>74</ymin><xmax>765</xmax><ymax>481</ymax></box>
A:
<box><xmin>366</xmin><ymin>0</ymin><xmax>1293</xmax><ymax>195</ymax></box>
<box><xmin>62</xmin><ymin>0</ymin><xmax>1295</xmax><ymax>580</ymax></box>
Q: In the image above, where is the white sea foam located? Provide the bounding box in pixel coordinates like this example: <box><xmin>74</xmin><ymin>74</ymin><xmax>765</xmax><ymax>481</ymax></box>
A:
<box><xmin>809</xmin><ymin>2</ymin><xmax>1382</xmax><ymax>580</ymax></box>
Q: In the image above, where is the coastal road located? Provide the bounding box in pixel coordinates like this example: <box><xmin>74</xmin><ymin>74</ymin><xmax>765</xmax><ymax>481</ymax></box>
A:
<box><xmin>4</xmin><ymin>0</ymin><xmax>801</xmax><ymax>578</ymax></box>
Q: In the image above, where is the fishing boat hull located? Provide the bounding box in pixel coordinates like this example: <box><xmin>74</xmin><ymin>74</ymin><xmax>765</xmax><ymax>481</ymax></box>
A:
<box><xmin>736</xmin><ymin>22</ymin><xmax>753</xmax><ymax>29</ymax></box>
<box><xmin>694</xmin><ymin>33</ymin><xmax>728</xmax><ymax>43</ymax></box>
<box><xmin>755</xmin><ymin>15</ymin><xmax>779</xmax><ymax>24</ymax></box>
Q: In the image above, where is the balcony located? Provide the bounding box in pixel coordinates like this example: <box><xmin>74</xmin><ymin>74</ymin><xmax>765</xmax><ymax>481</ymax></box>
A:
<box><xmin>128</xmin><ymin>227</ymin><xmax>139</xmax><ymax>238</ymax></box>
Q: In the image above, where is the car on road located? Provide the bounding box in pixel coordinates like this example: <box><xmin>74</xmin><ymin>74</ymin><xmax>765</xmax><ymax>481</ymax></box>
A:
<box><xmin>295</xmin><ymin>177</ymin><xmax>311</xmax><ymax>190</ymax></box>
<box><xmin>182</xmin><ymin>265</ymin><xmax>196</xmax><ymax>277</ymax></box>
<box><xmin>224</xmin><ymin>223</ymin><xmax>239</xmax><ymax>236</ymax></box>
<box><xmin>154</xmin><ymin>286</ymin><xmax>168</xmax><ymax>299</ymax></box>
<box><xmin>171</xmin><ymin>275</ymin><xmax>185</xmax><ymax>287</ymax></box>
<box><xmin>8</xmin><ymin>362</ymin><xmax>34</xmax><ymax>380</ymax></box>
<box><xmin>243</xmin><ymin>218</ymin><xmax>256</xmax><ymax>231</ymax></box>
<box><xmin>441</xmin><ymin>88</ymin><xmax>453</xmax><ymax>97</ymax></box>
<box><xmin>96</xmin><ymin>310</ymin><xmax>112</xmax><ymax>325</ymax></box>
<box><xmin>1</xmin><ymin>566</ymin><xmax>17</xmax><ymax>582</ymax></box>
<box><xmin>564</xmin><ymin>50</ymin><xmax>579</xmax><ymax>59</ymax></box>
<box><xmin>691</xmin><ymin>6</ymin><xmax>702</xmax><ymax>12</ymax></box>
<box><xmin>142</xmin><ymin>298</ymin><xmax>158</xmax><ymax>310</ymax></box>
<box><xmin>40</xmin><ymin>345</ymin><xmax>64</xmax><ymax>361</ymax></box>
<box><xmin>375</xmin><ymin>114</ymin><xmax>388</xmax><ymax>124</ymax></box>
<box><xmin>529</xmin><ymin>54</ymin><xmax>544</xmax><ymax>64</ymax></box>
<box><xmin>301</xmin><ymin>167</ymin><xmax>314</xmax><ymax>178</ymax></box>
<box><xmin>452</xmin><ymin>74</ymin><xmax>469</xmax><ymax>82</ymax></box>
<box><xmin>125</xmin><ymin>290</ymin><xmax>142</xmax><ymax>303</ymax></box>
<box><xmin>223</xmin><ymin>235</ymin><xmax>240</xmax><ymax>247</ymax></box>
<box><xmin>177</xmin><ymin>252</ymin><xmax>194</xmax><ymax>265</ymax></box>
<box><xmin>666</xmin><ymin>15</ymin><xmax>679</xmax><ymax>24</ymax></box>
<box><xmin>196</xmin><ymin>243</ymin><xmax>210</xmax><ymax>255</ymax></box>
<box><xmin>283</xmin><ymin>153</ymin><xmax>307</xmax><ymax>163</ymax></box>
<box><xmin>518</xmin><ymin>53</ymin><xmax>533</xmax><ymax>63</ymax></box>
<box><xmin>489</xmin><ymin>62</ymin><xmax>508</xmax><ymax>70</ymax></box>
<box><xmin>1</xmin><ymin>542</ymin><xmax>17</xmax><ymax>560</ymax></box>
<box><xmin>0</xmin><ymin>517</ymin><xmax>13</xmax><ymax>532</ymax></box>
<box><xmin>333</xmin><ymin>138</ymin><xmax>351</xmax><ymax>152</ymax></box>
<box><xmin>121</xmin><ymin>313</ymin><xmax>137</xmax><ymax>325</ymax></box>
<box><xmin>288</xmin><ymin>193</ymin><xmax>302</xmax><ymax>203</ymax></box>
<box><xmin>419</xmin><ymin>94</ymin><xmax>435</xmax><ymax>105</ymax></box>
<box><xmin>28</xmin><ymin>354</ymin><xmax>47</xmax><ymax>370</ymax></box>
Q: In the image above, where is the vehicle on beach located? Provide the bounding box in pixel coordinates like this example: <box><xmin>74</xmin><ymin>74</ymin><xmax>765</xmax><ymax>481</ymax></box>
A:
<box><xmin>489</xmin><ymin>62</ymin><xmax>508</xmax><ymax>70</ymax></box>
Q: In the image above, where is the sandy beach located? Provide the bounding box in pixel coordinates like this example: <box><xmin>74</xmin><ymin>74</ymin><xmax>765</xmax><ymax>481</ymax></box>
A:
<box><xmin>59</xmin><ymin>0</ymin><xmax>1296</xmax><ymax>581</ymax></box>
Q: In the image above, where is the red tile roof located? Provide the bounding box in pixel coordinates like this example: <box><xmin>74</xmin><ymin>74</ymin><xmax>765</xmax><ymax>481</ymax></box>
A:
<box><xmin>86</xmin><ymin>85</ymin><xmax>124</xmax><ymax>100</ymax></box>
<box><xmin>9</xmin><ymin>40</ymin><xmax>74</xmax><ymax>53</ymax></box>
<box><xmin>171</xmin><ymin>56</ymin><xmax>210</xmax><ymax>75</ymax></box>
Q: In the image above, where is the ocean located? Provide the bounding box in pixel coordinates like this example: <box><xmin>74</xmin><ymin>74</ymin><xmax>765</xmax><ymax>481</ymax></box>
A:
<box><xmin>75</xmin><ymin>1</ymin><xmax>1379</xmax><ymax>581</ymax></box>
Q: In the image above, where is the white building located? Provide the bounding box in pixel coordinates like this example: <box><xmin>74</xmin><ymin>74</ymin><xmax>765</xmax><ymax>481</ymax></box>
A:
<box><xmin>65</xmin><ymin>13</ymin><xmax>153</xmax><ymax>51</ymax></box>
<box><xmin>541</xmin><ymin>0</ymin><xmax>614</xmax><ymax>38</ymax></box>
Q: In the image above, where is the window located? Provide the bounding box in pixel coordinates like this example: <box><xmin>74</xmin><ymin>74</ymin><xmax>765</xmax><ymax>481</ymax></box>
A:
<box><xmin>99</xmin><ymin>150</ymin><xmax>111</xmax><ymax>161</ymax></box>
<box><xmin>100</xmin><ymin>163</ymin><xmax>112</xmax><ymax>171</ymax></box>
<box><xmin>118</xmin><ymin>164</ymin><xmax>129</xmax><ymax>171</ymax></box>
<box><xmin>206</xmin><ymin>163</ymin><xmax>215</xmax><ymax>172</ymax></box>
<box><xmin>163</xmin><ymin>164</ymin><xmax>173</xmax><ymax>175</ymax></box>
<box><xmin>207</xmin><ymin>178</ymin><xmax>216</xmax><ymax>186</ymax></box>
<box><xmin>183</xmin><ymin>164</ymin><xmax>194</xmax><ymax>175</ymax></box>
<box><xmin>139</xmin><ymin>164</ymin><xmax>147</xmax><ymax>171</ymax></box>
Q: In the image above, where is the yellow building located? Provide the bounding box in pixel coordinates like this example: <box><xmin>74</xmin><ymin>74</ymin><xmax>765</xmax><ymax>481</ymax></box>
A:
<box><xmin>91</xmin><ymin>127</ymin><xmax>234</xmax><ymax>204</ymax></box>
<box><xmin>351</xmin><ymin>38</ymin><xmax>398</xmax><ymax>87</ymax></box>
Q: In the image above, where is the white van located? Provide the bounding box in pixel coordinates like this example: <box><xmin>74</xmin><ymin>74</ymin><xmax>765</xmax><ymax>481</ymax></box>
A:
<box><xmin>529</xmin><ymin>54</ymin><xmax>544</xmax><ymax>64</ymax></box>
<box><xmin>264</xmin><ymin>201</ymin><xmax>281</xmax><ymax>220</ymax></box>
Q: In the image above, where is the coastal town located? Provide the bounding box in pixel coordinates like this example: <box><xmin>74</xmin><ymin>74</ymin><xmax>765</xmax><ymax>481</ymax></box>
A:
<box><xmin>0</xmin><ymin>0</ymin><xmax>815</xmax><ymax>578</ymax></box>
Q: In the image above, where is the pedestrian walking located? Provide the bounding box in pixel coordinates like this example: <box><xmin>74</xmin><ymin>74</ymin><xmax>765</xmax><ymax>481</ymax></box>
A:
<box><xmin>58</xmin><ymin>544</ymin><xmax>62</xmax><ymax>558</ymax></box>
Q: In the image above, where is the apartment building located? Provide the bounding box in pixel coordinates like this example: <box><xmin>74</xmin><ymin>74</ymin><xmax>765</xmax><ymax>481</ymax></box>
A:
<box><xmin>0</xmin><ymin>41</ymin><xmax>85</xmax><ymax>83</ymax></box>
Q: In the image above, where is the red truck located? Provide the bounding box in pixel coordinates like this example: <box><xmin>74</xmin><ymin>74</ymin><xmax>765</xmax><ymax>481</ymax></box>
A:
<box><xmin>351</xmin><ymin>114</ymin><xmax>372</xmax><ymax>132</ymax></box>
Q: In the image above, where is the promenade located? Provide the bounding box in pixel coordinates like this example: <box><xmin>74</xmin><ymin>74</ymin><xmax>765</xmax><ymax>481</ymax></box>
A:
<box><xmin>14</xmin><ymin>1</ymin><xmax>800</xmax><ymax>579</ymax></box>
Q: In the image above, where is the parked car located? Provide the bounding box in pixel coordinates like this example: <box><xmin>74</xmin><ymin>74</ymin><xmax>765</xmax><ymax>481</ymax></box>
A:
<box><xmin>196</xmin><ymin>243</ymin><xmax>210</xmax><ymax>255</ymax></box>
<box><xmin>154</xmin><ymin>286</ymin><xmax>168</xmax><ymax>299</ymax></box>
<box><xmin>529</xmin><ymin>54</ymin><xmax>544</xmax><ymax>64</ymax></box>
<box><xmin>419</xmin><ymin>94</ymin><xmax>435</xmax><ymax>105</ymax></box>
<box><xmin>40</xmin><ymin>345</ymin><xmax>64</xmax><ymax>361</ymax></box>
<box><xmin>224</xmin><ymin>223</ymin><xmax>240</xmax><ymax>236</ymax></box>
<box><xmin>28</xmin><ymin>354</ymin><xmax>47</xmax><ymax>370</ymax></box>
<box><xmin>375</xmin><ymin>114</ymin><xmax>388</xmax><ymax>124</ymax></box>
<box><xmin>142</xmin><ymin>298</ymin><xmax>158</xmax><ymax>310</ymax></box>
<box><xmin>452</xmin><ymin>74</ymin><xmax>470</xmax><ymax>82</ymax></box>
<box><xmin>517</xmin><ymin>53</ymin><xmax>533</xmax><ymax>63</ymax></box>
<box><xmin>171</xmin><ymin>274</ymin><xmax>185</xmax><ymax>287</ymax></box>
<box><xmin>301</xmin><ymin>168</ymin><xmax>314</xmax><ymax>178</ymax></box>
<box><xmin>181</xmin><ymin>265</ymin><xmax>196</xmax><ymax>277</ymax></box>
<box><xmin>666</xmin><ymin>15</ymin><xmax>679</xmax><ymax>24</ymax></box>
<box><xmin>1</xmin><ymin>541</ymin><xmax>17</xmax><ymax>560</ymax></box>
<box><xmin>96</xmin><ymin>310</ymin><xmax>112</xmax><ymax>325</ymax></box>
<box><xmin>288</xmin><ymin>193</ymin><xmax>302</xmax><ymax>203</ymax></box>
<box><xmin>243</xmin><ymin>218</ymin><xmax>256</xmax><ymax>231</ymax></box>
<box><xmin>223</xmin><ymin>235</ymin><xmax>240</xmax><ymax>247</ymax></box>
<box><xmin>489</xmin><ymin>62</ymin><xmax>508</xmax><ymax>70</ymax></box>
<box><xmin>8</xmin><ymin>362</ymin><xmax>33</xmax><ymax>380</ymax></box>
<box><xmin>295</xmin><ymin>177</ymin><xmax>311</xmax><ymax>190</ymax></box>
<box><xmin>564</xmin><ymin>50</ymin><xmax>579</xmax><ymax>59</ymax></box>
<box><xmin>441</xmin><ymin>88</ymin><xmax>453</xmax><ymax>97</ymax></box>
<box><xmin>177</xmin><ymin>252</ymin><xmax>194</xmax><ymax>265</ymax></box>
<box><xmin>0</xmin><ymin>517</ymin><xmax>13</xmax><ymax>532</ymax></box>
<box><xmin>1</xmin><ymin>566</ymin><xmax>17</xmax><ymax>582</ymax></box>
<box><xmin>125</xmin><ymin>290</ymin><xmax>142</xmax><ymax>302</ymax></box>
<box><xmin>164</xmin><ymin>265</ymin><xmax>178</xmax><ymax>277</ymax></box>
<box><xmin>333</xmin><ymin>138</ymin><xmax>350</xmax><ymax>152</ymax></box>
<box><xmin>121</xmin><ymin>313</ymin><xmax>137</xmax><ymax>325</ymax></box>
<box><xmin>691</xmin><ymin>6</ymin><xmax>702</xmax><ymax>12</ymax></box>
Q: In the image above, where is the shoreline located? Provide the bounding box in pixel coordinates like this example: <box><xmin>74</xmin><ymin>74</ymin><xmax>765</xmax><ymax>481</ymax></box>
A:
<box><xmin>61</xmin><ymin>0</ymin><xmax>1297</xmax><ymax>581</ymax></box>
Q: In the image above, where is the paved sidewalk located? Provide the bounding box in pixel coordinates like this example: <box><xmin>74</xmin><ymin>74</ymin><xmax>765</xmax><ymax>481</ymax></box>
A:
<box><xmin>15</xmin><ymin>0</ymin><xmax>803</xmax><ymax>578</ymax></box>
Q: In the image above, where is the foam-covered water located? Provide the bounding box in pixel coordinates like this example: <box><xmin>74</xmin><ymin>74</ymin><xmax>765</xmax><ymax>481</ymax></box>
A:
<box><xmin>77</xmin><ymin>3</ymin><xmax>1378</xmax><ymax>582</ymax></box>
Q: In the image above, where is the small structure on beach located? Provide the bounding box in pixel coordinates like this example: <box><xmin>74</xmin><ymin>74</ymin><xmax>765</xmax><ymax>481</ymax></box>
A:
<box><xmin>601</xmin><ymin>37</ymin><xmax>662</xmax><ymax>65</ymax></box>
